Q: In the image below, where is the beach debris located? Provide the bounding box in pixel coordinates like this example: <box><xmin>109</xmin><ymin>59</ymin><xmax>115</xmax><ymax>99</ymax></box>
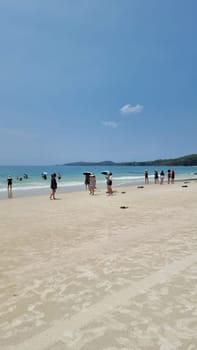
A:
<box><xmin>137</xmin><ymin>186</ymin><xmax>144</xmax><ymax>189</ymax></box>
<box><xmin>120</xmin><ymin>206</ymin><xmax>128</xmax><ymax>209</ymax></box>
<box><xmin>182</xmin><ymin>185</ymin><xmax>188</xmax><ymax>188</ymax></box>
<box><xmin>121</xmin><ymin>191</ymin><xmax>126</xmax><ymax>194</ymax></box>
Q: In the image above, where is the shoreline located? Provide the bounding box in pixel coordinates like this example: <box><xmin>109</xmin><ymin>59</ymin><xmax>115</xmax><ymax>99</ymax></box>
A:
<box><xmin>0</xmin><ymin>176</ymin><xmax>197</xmax><ymax>201</ymax></box>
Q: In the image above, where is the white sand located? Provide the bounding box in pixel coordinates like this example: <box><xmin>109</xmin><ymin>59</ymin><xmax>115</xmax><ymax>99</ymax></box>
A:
<box><xmin>0</xmin><ymin>181</ymin><xmax>197</xmax><ymax>349</ymax></box>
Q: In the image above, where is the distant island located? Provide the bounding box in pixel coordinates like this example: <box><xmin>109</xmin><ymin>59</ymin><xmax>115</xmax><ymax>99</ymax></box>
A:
<box><xmin>63</xmin><ymin>154</ymin><xmax>197</xmax><ymax>166</ymax></box>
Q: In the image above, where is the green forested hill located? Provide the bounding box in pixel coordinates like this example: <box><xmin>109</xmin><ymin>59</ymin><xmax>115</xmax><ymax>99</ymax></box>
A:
<box><xmin>143</xmin><ymin>154</ymin><xmax>197</xmax><ymax>166</ymax></box>
<box><xmin>64</xmin><ymin>154</ymin><xmax>197</xmax><ymax>166</ymax></box>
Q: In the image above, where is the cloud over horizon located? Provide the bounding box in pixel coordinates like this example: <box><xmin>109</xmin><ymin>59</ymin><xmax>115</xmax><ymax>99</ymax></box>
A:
<box><xmin>120</xmin><ymin>104</ymin><xmax>144</xmax><ymax>115</ymax></box>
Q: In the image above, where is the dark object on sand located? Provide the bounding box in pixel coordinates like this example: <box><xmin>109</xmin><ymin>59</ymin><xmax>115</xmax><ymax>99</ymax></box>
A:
<box><xmin>182</xmin><ymin>185</ymin><xmax>188</xmax><ymax>188</ymax></box>
<box><xmin>120</xmin><ymin>206</ymin><xmax>128</xmax><ymax>209</ymax></box>
<box><xmin>137</xmin><ymin>186</ymin><xmax>144</xmax><ymax>189</ymax></box>
<box><xmin>121</xmin><ymin>191</ymin><xmax>126</xmax><ymax>194</ymax></box>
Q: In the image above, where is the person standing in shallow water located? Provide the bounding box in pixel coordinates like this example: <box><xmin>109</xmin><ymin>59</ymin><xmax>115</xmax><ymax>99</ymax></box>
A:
<box><xmin>50</xmin><ymin>173</ymin><xmax>57</xmax><ymax>200</ymax></box>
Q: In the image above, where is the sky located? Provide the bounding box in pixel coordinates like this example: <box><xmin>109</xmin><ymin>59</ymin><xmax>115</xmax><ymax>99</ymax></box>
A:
<box><xmin>0</xmin><ymin>0</ymin><xmax>196</xmax><ymax>165</ymax></box>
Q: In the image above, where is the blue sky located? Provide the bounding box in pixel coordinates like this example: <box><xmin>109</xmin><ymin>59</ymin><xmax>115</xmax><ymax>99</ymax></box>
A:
<box><xmin>0</xmin><ymin>0</ymin><xmax>196</xmax><ymax>165</ymax></box>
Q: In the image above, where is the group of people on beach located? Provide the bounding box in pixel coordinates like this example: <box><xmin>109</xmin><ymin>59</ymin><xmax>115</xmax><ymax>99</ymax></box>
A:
<box><xmin>4</xmin><ymin>168</ymin><xmax>176</xmax><ymax>200</ymax></box>
<box><xmin>84</xmin><ymin>172</ymin><xmax>113</xmax><ymax>195</ymax></box>
<box><xmin>144</xmin><ymin>169</ymin><xmax>175</xmax><ymax>185</ymax></box>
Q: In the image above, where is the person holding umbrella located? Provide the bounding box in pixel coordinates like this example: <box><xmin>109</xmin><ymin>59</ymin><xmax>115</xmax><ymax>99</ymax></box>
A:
<box><xmin>83</xmin><ymin>172</ymin><xmax>91</xmax><ymax>190</ymax></box>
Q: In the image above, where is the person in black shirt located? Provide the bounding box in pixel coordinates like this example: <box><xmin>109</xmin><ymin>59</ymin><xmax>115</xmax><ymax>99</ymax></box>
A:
<box><xmin>144</xmin><ymin>169</ymin><xmax>149</xmax><ymax>184</ymax></box>
<box><xmin>154</xmin><ymin>170</ymin><xmax>159</xmax><ymax>184</ymax></box>
<box><xmin>50</xmin><ymin>173</ymin><xmax>57</xmax><ymax>200</ymax></box>
<box><xmin>7</xmin><ymin>175</ymin><xmax>13</xmax><ymax>198</ymax></box>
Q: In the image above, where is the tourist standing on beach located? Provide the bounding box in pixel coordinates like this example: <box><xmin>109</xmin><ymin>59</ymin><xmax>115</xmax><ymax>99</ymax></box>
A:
<box><xmin>106</xmin><ymin>172</ymin><xmax>113</xmax><ymax>195</ymax></box>
<box><xmin>160</xmin><ymin>170</ymin><xmax>165</xmax><ymax>184</ymax></box>
<box><xmin>7</xmin><ymin>175</ymin><xmax>13</xmax><ymax>198</ymax></box>
<box><xmin>50</xmin><ymin>173</ymin><xmax>57</xmax><ymax>200</ymax></box>
<box><xmin>167</xmin><ymin>169</ymin><xmax>171</xmax><ymax>184</ymax></box>
<box><xmin>154</xmin><ymin>170</ymin><xmax>159</xmax><ymax>184</ymax></box>
<box><xmin>84</xmin><ymin>173</ymin><xmax>90</xmax><ymax>190</ymax></box>
<box><xmin>144</xmin><ymin>169</ymin><xmax>149</xmax><ymax>184</ymax></box>
<box><xmin>88</xmin><ymin>174</ymin><xmax>96</xmax><ymax>195</ymax></box>
<box><xmin>171</xmin><ymin>169</ymin><xmax>175</xmax><ymax>183</ymax></box>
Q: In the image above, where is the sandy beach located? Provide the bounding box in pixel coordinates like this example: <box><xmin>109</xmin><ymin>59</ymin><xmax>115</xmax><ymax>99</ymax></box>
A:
<box><xmin>0</xmin><ymin>181</ymin><xmax>197</xmax><ymax>350</ymax></box>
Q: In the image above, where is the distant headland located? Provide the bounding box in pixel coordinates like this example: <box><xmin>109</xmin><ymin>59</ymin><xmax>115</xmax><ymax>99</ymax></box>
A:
<box><xmin>63</xmin><ymin>154</ymin><xmax>197</xmax><ymax>167</ymax></box>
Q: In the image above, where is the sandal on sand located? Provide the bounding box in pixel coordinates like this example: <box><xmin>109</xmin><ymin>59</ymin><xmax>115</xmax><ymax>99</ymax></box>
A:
<box><xmin>120</xmin><ymin>206</ymin><xmax>128</xmax><ymax>209</ymax></box>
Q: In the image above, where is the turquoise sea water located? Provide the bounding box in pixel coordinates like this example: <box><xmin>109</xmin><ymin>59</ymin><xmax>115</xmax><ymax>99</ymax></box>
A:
<box><xmin>0</xmin><ymin>165</ymin><xmax>197</xmax><ymax>199</ymax></box>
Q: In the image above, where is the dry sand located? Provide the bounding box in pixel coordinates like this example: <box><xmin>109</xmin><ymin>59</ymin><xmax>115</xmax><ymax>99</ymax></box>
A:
<box><xmin>0</xmin><ymin>181</ymin><xmax>197</xmax><ymax>349</ymax></box>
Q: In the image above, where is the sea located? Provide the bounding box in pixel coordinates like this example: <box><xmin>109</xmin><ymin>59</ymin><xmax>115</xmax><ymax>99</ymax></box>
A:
<box><xmin>0</xmin><ymin>165</ymin><xmax>197</xmax><ymax>199</ymax></box>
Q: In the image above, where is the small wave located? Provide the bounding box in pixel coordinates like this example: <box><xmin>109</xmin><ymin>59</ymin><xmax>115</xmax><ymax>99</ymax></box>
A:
<box><xmin>0</xmin><ymin>181</ymin><xmax>85</xmax><ymax>193</ymax></box>
<box><xmin>113</xmin><ymin>175</ymin><xmax>144</xmax><ymax>181</ymax></box>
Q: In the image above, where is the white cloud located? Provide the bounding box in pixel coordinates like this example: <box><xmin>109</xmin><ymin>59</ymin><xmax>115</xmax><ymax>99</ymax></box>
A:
<box><xmin>120</xmin><ymin>104</ymin><xmax>144</xmax><ymax>115</ymax></box>
<box><xmin>101</xmin><ymin>121</ymin><xmax>118</xmax><ymax>129</ymax></box>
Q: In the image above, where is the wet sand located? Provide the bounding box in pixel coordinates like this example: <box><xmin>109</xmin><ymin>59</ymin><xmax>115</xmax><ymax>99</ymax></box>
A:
<box><xmin>0</xmin><ymin>181</ymin><xmax>197</xmax><ymax>349</ymax></box>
